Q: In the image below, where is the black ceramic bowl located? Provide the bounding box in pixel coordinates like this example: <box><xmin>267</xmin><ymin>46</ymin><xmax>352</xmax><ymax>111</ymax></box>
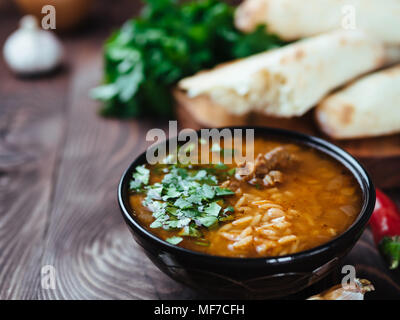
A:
<box><xmin>118</xmin><ymin>127</ymin><xmax>375</xmax><ymax>299</ymax></box>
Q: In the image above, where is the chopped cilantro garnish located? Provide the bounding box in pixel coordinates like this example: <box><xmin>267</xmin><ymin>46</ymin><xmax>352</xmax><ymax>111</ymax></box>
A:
<box><xmin>194</xmin><ymin>240</ymin><xmax>210</xmax><ymax>247</ymax></box>
<box><xmin>215</xmin><ymin>187</ymin><xmax>235</xmax><ymax>196</ymax></box>
<box><xmin>130</xmin><ymin>165</ymin><xmax>150</xmax><ymax>191</ymax></box>
<box><xmin>214</xmin><ymin>163</ymin><xmax>228</xmax><ymax>170</ymax></box>
<box><xmin>166</xmin><ymin>236</ymin><xmax>183</xmax><ymax>245</ymax></box>
<box><xmin>146</xmin><ymin>184</ymin><xmax>163</xmax><ymax>199</ymax></box>
<box><xmin>219</xmin><ymin>206</ymin><xmax>235</xmax><ymax>221</ymax></box>
<box><xmin>201</xmin><ymin>184</ymin><xmax>215</xmax><ymax>199</ymax></box>
<box><xmin>197</xmin><ymin>216</ymin><xmax>218</xmax><ymax>228</ymax></box>
<box><xmin>223</xmin><ymin>206</ymin><xmax>234</xmax><ymax>214</ymax></box>
<box><xmin>162</xmin><ymin>187</ymin><xmax>181</xmax><ymax>200</ymax></box>
<box><xmin>130</xmin><ymin>163</ymin><xmax>236</xmax><ymax>246</ymax></box>
<box><xmin>193</xmin><ymin>170</ymin><xmax>207</xmax><ymax>180</ymax></box>
<box><xmin>174</xmin><ymin>198</ymin><xmax>193</xmax><ymax>209</ymax></box>
<box><xmin>179</xmin><ymin>224</ymin><xmax>202</xmax><ymax>238</ymax></box>
<box><xmin>204</xmin><ymin>202</ymin><xmax>221</xmax><ymax>216</ymax></box>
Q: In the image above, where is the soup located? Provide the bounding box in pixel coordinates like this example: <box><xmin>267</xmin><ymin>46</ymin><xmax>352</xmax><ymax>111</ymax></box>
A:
<box><xmin>129</xmin><ymin>138</ymin><xmax>362</xmax><ymax>258</ymax></box>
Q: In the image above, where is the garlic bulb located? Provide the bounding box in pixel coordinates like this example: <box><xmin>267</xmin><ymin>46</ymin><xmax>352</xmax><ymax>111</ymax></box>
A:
<box><xmin>307</xmin><ymin>279</ymin><xmax>375</xmax><ymax>300</ymax></box>
<box><xmin>3</xmin><ymin>15</ymin><xmax>63</xmax><ymax>75</ymax></box>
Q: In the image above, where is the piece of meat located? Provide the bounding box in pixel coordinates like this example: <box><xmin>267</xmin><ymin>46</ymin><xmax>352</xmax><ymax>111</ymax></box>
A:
<box><xmin>263</xmin><ymin>170</ymin><xmax>283</xmax><ymax>187</ymax></box>
<box><xmin>254</xmin><ymin>153</ymin><xmax>270</xmax><ymax>176</ymax></box>
<box><xmin>247</xmin><ymin>170</ymin><xmax>283</xmax><ymax>187</ymax></box>
<box><xmin>221</xmin><ymin>179</ymin><xmax>240</xmax><ymax>189</ymax></box>
<box><xmin>236</xmin><ymin>160</ymin><xmax>255</xmax><ymax>179</ymax></box>
<box><xmin>235</xmin><ymin>147</ymin><xmax>296</xmax><ymax>187</ymax></box>
<box><xmin>263</xmin><ymin>146</ymin><xmax>294</xmax><ymax>171</ymax></box>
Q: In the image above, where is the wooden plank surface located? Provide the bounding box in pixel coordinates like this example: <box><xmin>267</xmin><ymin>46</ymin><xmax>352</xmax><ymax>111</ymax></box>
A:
<box><xmin>0</xmin><ymin>1</ymin><xmax>399</xmax><ymax>300</ymax></box>
<box><xmin>0</xmin><ymin>3</ymin><xmax>70</xmax><ymax>299</ymax></box>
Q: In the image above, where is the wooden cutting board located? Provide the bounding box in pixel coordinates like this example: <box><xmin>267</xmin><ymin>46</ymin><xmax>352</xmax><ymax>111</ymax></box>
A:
<box><xmin>174</xmin><ymin>90</ymin><xmax>400</xmax><ymax>189</ymax></box>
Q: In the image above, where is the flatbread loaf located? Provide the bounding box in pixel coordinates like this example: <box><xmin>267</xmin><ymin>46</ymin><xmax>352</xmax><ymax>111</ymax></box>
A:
<box><xmin>235</xmin><ymin>0</ymin><xmax>400</xmax><ymax>45</ymax></box>
<box><xmin>178</xmin><ymin>30</ymin><xmax>394</xmax><ymax>118</ymax></box>
<box><xmin>316</xmin><ymin>65</ymin><xmax>400</xmax><ymax>139</ymax></box>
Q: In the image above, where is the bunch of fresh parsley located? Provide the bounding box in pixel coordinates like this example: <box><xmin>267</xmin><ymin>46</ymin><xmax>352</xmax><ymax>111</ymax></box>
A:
<box><xmin>130</xmin><ymin>164</ymin><xmax>236</xmax><ymax>245</ymax></box>
<box><xmin>91</xmin><ymin>0</ymin><xmax>284</xmax><ymax>118</ymax></box>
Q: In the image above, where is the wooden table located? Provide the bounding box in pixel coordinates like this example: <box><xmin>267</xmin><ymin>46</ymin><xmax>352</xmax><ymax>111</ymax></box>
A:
<box><xmin>0</xmin><ymin>1</ymin><xmax>399</xmax><ymax>300</ymax></box>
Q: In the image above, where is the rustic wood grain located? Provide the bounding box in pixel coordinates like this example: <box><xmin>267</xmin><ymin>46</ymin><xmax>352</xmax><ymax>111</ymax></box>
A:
<box><xmin>0</xmin><ymin>4</ymin><xmax>70</xmax><ymax>299</ymax></box>
<box><xmin>0</xmin><ymin>0</ymin><xmax>399</xmax><ymax>300</ymax></box>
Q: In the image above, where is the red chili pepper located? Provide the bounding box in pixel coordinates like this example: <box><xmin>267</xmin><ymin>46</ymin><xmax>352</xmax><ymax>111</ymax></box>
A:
<box><xmin>369</xmin><ymin>189</ymin><xmax>400</xmax><ymax>270</ymax></box>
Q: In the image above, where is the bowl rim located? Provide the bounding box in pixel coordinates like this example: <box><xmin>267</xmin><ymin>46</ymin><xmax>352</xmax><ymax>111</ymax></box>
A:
<box><xmin>118</xmin><ymin>126</ymin><xmax>375</xmax><ymax>264</ymax></box>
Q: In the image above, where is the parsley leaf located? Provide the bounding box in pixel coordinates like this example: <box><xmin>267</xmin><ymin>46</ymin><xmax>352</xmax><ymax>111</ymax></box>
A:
<box><xmin>130</xmin><ymin>165</ymin><xmax>150</xmax><ymax>190</ymax></box>
<box><xmin>214</xmin><ymin>163</ymin><xmax>228</xmax><ymax>170</ymax></box>
<box><xmin>204</xmin><ymin>202</ymin><xmax>221</xmax><ymax>216</ymax></box>
<box><xmin>179</xmin><ymin>224</ymin><xmax>202</xmax><ymax>238</ymax></box>
<box><xmin>166</xmin><ymin>236</ymin><xmax>183</xmax><ymax>245</ymax></box>
<box><xmin>201</xmin><ymin>184</ymin><xmax>215</xmax><ymax>199</ymax></box>
<box><xmin>197</xmin><ymin>216</ymin><xmax>218</xmax><ymax>228</ymax></box>
<box><xmin>92</xmin><ymin>0</ymin><xmax>285</xmax><ymax>118</ymax></box>
<box><xmin>223</xmin><ymin>206</ymin><xmax>234</xmax><ymax>214</ymax></box>
<box><xmin>174</xmin><ymin>198</ymin><xmax>193</xmax><ymax>209</ymax></box>
<box><xmin>215</xmin><ymin>187</ymin><xmax>235</xmax><ymax>196</ymax></box>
